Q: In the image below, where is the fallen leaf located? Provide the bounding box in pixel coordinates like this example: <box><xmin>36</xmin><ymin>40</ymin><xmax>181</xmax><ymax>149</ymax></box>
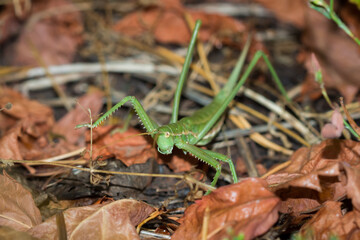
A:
<box><xmin>113</xmin><ymin>0</ymin><xmax>246</xmax><ymax>46</ymax></box>
<box><xmin>84</xmin><ymin>126</ymin><xmax>156</xmax><ymax>166</ymax></box>
<box><xmin>299</xmin><ymin>201</ymin><xmax>360</xmax><ymax>240</ymax></box>
<box><xmin>266</xmin><ymin>139</ymin><xmax>360</xmax><ymax>214</ymax></box>
<box><xmin>0</xmin><ymin>126</ymin><xmax>23</xmax><ymax>160</ymax></box>
<box><xmin>0</xmin><ymin>87</ymin><xmax>55</xmax><ymax>161</ymax></box>
<box><xmin>2</xmin><ymin>0</ymin><xmax>83</xmax><ymax>66</ymax></box>
<box><xmin>0</xmin><ymin>226</ymin><xmax>39</xmax><ymax>240</ymax></box>
<box><xmin>0</xmin><ymin>87</ymin><xmax>54</xmax><ymax>137</ymax></box>
<box><xmin>172</xmin><ymin>178</ymin><xmax>280</xmax><ymax>240</ymax></box>
<box><xmin>0</xmin><ymin>171</ymin><xmax>42</xmax><ymax>232</ymax></box>
<box><xmin>29</xmin><ymin>199</ymin><xmax>155</xmax><ymax>240</ymax></box>
<box><xmin>342</xmin><ymin>164</ymin><xmax>360</xmax><ymax>211</ymax></box>
<box><xmin>254</xmin><ymin>0</ymin><xmax>306</xmax><ymax>28</ymax></box>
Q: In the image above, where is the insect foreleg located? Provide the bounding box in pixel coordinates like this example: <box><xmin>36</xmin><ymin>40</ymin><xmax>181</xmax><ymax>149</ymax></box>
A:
<box><xmin>76</xmin><ymin>96</ymin><xmax>158</xmax><ymax>135</ymax></box>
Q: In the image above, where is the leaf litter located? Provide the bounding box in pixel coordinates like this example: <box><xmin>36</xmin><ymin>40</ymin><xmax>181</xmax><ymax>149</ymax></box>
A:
<box><xmin>1</xmin><ymin>0</ymin><xmax>360</xmax><ymax>239</ymax></box>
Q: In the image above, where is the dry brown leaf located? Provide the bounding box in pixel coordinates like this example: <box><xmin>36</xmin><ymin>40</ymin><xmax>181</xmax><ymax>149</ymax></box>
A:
<box><xmin>84</xmin><ymin>126</ymin><xmax>156</xmax><ymax>166</ymax></box>
<box><xmin>254</xmin><ymin>0</ymin><xmax>306</xmax><ymax>28</ymax></box>
<box><xmin>342</xmin><ymin>164</ymin><xmax>360</xmax><ymax>211</ymax></box>
<box><xmin>28</xmin><ymin>199</ymin><xmax>155</xmax><ymax>240</ymax></box>
<box><xmin>0</xmin><ymin>126</ymin><xmax>24</xmax><ymax>160</ymax></box>
<box><xmin>52</xmin><ymin>90</ymin><xmax>104</xmax><ymax>146</ymax></box>
<box><xmin>172</xmin><ymin>178</ymin><xmax>280</xmax><ymax>240</ymax></box>
<box><xmin>0</xmin><ymin>87</ymin><xmax>54</xmax><ymax>137</ymax></box>
<box><xmin>299</xmin><ymin>201</ymin><xmax>360</xmax><ymax>240</ymax></box>
<box><xmin>0</xmin><ymin>87</ymin><xmax>55</xmax><ymax>161</ymax></box>
<box><xmin>2</xmin><ymin>0</ymin><xmax>83</xmax><ymax>66</ymax></box>
<box><xmin>0</xmin><ymin>226</ymin><xmax>39</xmax><ymax>240</ymax></box>
<box><xmin>266</xmin><ymin>139</ymin><xmax>360</xmax><ymax>214</ymax></box>
<box><xmin>0</xmin><ymin>171</ymin><xmax>42</xmax><ymax>232</ymax></box>
<box><xmin>113</xmin><ymin>0</ymin><xmax>246</xmax><ymax>46</ymax></box>
<box><xmin>0</xmin><ymin>87</ymin><xmax>82</xmax><ymax>164</ymax></box>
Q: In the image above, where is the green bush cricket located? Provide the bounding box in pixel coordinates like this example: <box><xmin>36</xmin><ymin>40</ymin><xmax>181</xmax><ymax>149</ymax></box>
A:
<box><xmin>77</xmin><ymin>20</ymin><xmax>289</xmax><ymax>191</ymax></box>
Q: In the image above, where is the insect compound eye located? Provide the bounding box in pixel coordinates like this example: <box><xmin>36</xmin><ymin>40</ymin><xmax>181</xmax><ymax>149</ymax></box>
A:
<box><xmin>165</xmin><ymin>132</ymin><xmax>170</xmax><ymax>138</ymax></box>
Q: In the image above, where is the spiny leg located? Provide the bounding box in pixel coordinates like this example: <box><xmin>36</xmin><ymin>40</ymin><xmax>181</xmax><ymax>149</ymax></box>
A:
<box><xmin>239</xmin><ymin>50</ymin><xmax>291</xmax><ymax>102</ymax></box>
<box><xmin>201</xmin><ymin>148</ymin><xmax>238</xmax><ymax>184</ymax></box>
<box><xmin>176</xmin><ymin>141</ymin><xmax>235</xmax><ymax>194</ymax></box>
<box><xmin>76</xmin><ymin>96</ymin><xmax>159</xmax><ymax>135</ymax></box>
<box><xmin>196</xmin><ymin>50</ymin><xmax>291</xmax><ymax>142</ymax></box>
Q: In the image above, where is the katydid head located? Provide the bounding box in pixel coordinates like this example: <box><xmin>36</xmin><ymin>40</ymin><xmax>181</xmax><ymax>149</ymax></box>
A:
<box><xmin>156</xmin><ymin>126</ymin><xmax>174</xmax><ymax>155</ymax></box>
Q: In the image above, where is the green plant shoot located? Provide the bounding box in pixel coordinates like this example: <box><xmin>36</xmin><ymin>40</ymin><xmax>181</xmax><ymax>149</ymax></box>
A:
<box><xmin>76</xmin><ymin>20</ymin><xmax>290</xmax><ymax>191</ymax></box>
<box><xmin>309</xmin><ymin>0</ymin><xmax>360</xmax><ymax>46</ymax></box>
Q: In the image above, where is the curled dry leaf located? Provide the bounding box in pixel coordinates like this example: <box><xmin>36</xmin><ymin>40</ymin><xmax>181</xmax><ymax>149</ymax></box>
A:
<box><xmin>0</xmin><ymin>87</ymin><xmax>55</xmax><ymax>161</ymax></box>
<box><xmin>84</xmin><ymin>126</ymin><xmax>157</xmax><ymax>166</ymax></box>
<box><xmin>266</xmin><ymin>139</ymin><xmax>360</xmax><ymax>214</ymax></box>
<box><xmin>113</xmin><ymin>0</ymin><xmax>246</xmax><ymax>46</ymax></box>
<box><xmin>342</xmin><ymin>164</ymin><xmax>360</xmax><ymax>211</ymax></box>
<box><xmin>299</xmin><ymin>201</ymin><xmax>360</xmax><ymax>239</ymax></box>
<box><xmin>0</xmin><ymin>87</ymin><xmax>54</xmax><ymax>137</ymax></box>
<box><xmin>29</xmin><ymin>199</ymin><xmax>155</xmax><ymax>240</ymax></box>
<box><xmin>321</xmin><ymin>108</ymin><xmax>344</xmax><ymax>139</ymax></box>
<box><xmin>0</xmin><ymin>171</ymin><xmax>42</xmax><ymax>232</ymax></box>
<box><xmin>0</xmin><ymin>87</ymin><xmax>79</xmax><ymax>162</ymax></box>
<box><xmin>172</xmin><ymin>178</ymin><xmax>280</xmax><ymax>240</ymax></box>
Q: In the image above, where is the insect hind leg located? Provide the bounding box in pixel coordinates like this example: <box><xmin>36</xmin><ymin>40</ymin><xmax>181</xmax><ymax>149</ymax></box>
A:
<box><xmin>201</xmin><ymin>148</ymin><xmax>238</xmax><ymax>184</ymax></box>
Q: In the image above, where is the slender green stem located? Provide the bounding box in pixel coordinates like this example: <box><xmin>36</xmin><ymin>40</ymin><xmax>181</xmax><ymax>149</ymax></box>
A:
<box><xmin>309</xmin><ymin>0</ymin><xmax>360</xmax><ymax>46</ymax></box>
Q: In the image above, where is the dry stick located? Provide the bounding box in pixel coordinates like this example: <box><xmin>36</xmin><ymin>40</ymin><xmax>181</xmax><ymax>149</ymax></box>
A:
<box><xmin>340</xmin><ymin>97</ymin><xmax>360</xmax><ymax>140</ymax></box>
<box><xmin>35</xmin><ymin>148</ymin><xmax>86</xmax><ymax>163</ymax></box>
<box><xmin>0</xmin><ymin>61</ymin><xmax>179</xmax><ymax>84</ymax></box>
<box><xmin>242</xmin><ymin>87</ymin><xmax>319</xmax><ymax>144</ymax></box>
<box><xmin>229</xmin><ymin>114</ymin><xmax>293</xmax><ymax>155</ymax></box>
<box><xmin>260</xmin><ymin>160</ymin><xmax>291</xmax><ymax>179</ymax></box>
<box><xmin>13</xmin><ymin>0</ymin><xmax>31</xmax><ymax>18</ymax></box>
<box><xmin>56</xmin><ymin>212</ymin><xmax>67</xmax><ymax>240</ymax></box>
<box><xmin>1</xmin><ymin>159</ymin><xmax>216</xmax><ymax>192</ymax></box>
<box><xmin>136</xmin><ymin>208</ymin><xmax>165</xmax><ymax>233</ymax></box>
<box><xmin>201</xmin><ymin>207</ymin><xmax>211</xmax><ymax>240</ymax></box>
<box><xmin>236</xmin><ymin>136</ymin><xmax>259</xmax><ymax>177</ymax></box>
<box><xmin>255</xmin><ymin>81</ymin><xmax>321</xmax><ymax>139</ymax></box>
